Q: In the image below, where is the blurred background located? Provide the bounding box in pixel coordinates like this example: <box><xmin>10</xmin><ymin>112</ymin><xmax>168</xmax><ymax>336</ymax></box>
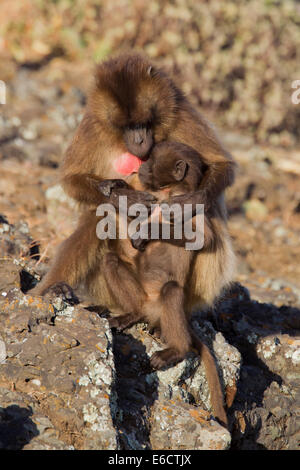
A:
<box><xmin>0</xmin><ymin>0</ymin><xmax>299</xmax><ymax>302</ymax></box>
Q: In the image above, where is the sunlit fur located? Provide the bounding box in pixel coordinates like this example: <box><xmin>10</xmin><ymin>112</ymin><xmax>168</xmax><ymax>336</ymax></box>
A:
<box><xmin>90</xmin><ymin>53</ymin><xmax>182</xmax><ymax>138</ymax></box>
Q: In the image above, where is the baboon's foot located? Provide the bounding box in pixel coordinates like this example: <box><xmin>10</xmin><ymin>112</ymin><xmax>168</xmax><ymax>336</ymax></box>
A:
<box><xmin>150</xmin><ymin>347</ymin><xmax>186</xmax><ymax>370</ymax></box>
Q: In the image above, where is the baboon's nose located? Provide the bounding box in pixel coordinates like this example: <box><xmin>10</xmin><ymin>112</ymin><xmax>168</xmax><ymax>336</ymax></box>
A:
<box><xmin>135</xmin><ymin>132</ymin><xmax>144</xmax><ymax>145</ymax></box>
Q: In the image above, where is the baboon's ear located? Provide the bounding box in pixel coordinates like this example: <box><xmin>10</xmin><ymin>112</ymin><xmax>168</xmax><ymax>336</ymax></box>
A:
<box><xmin>173</xmin><ymin>160</ymin><xmax>188</xmax><ymax>181</ymax></box>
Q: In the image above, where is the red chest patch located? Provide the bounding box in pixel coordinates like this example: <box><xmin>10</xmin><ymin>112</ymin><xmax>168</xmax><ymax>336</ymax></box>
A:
<box><xmin>114</xmin><ymin>152</ymin><xmax>142</xmax><ymax>175</ymax></box>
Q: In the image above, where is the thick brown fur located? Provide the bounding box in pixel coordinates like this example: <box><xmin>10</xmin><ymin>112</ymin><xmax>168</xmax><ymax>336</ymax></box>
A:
<box><xmin>31</xmin><ymin>53</ymin><xmax>236</xmax><ymax>427</ymax></box>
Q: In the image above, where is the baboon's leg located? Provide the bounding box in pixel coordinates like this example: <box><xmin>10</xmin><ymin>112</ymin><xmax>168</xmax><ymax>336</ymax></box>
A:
<box><xmin>31</xmin><ymin>212</ymin><xmax>100</xmax><ymax>297</ymax></box>
<box><xmin>150</xmin><ymin>280</ymin><xmax>191</xmax><ymax>369</ymax></box>
<box><xmin>102</xmin><ymin>252</ymin><xmax>146</xmax><ymax>329</ymax></box>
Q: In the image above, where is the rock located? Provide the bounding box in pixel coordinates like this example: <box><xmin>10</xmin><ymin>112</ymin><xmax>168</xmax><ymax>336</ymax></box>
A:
<box><xmin>44</xmin><ymin>184</ymin><xmax>77</xmax><ymax>237</ymax></box>
<box><xmin>135</xmin><ymin>317</ymin><xmax>241</xmax><ymax>412</ymax></box>
<box><xmin>0</xmin><ymin>288</ymin><xmax>117</xmax><ymax>450</ymax></box>
<box><xmin>0</xmin><ymin>388</ymin><xmax>70</xmax><ymax>450</ymax></box>
<box><xmin>0</xmin><ymin>222</ymin><xmax>298</xmax><ymax>450</ymax></box>
<box><xmin>0</xmin><ymin>337</ymin><xmax>6</xmax><ymax>364</ymax></box>
<box><xmin>107</xmin><ymin>319</ymin><xmax>241</xmax><ymax>449</ymax></box>
<box><xmin>214</xmin><ymin>283</ymin><xmax>300</xmax><ymax>450</ymax></box>
<box><xmin>45</xmin><ymin>184</ymin><xmax>75</xmax><ymax>207</ymax></box>
<box><xmin>243</xmin><ymin>199</ymin><xmax>268</xmax><ymax>221</ymax></box>
<box><xmin>257</xmin><ymin>335</ymin><xmax>300</xmax><ymax>382</ymax></box>
<box><xmin>0</xmin><ymin>218</ymin><xmax>37</xmax><ymax>260</ymax></box>
<box><xmin>150</xmin><ymin>400</ymin><xmax>231</xmax><ymax>450</ymax></box>
<box><xmin>0</xmin><ymin>258</ymin><xmax>21</xmax><ymax>293</ymax></box>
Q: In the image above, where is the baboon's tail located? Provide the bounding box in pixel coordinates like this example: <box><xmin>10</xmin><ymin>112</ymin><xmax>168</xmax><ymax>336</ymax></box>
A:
<box><xmin>189</xmin><ymin>328</ymin><xmax>228</xmax><ymax>428</ymax></box>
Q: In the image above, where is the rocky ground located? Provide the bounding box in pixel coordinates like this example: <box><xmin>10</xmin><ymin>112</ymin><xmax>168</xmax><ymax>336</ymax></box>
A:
<box><xmin>0</xmin><ymin>59</ymin><xmax>299</xmax><ymax>450</ymax></box>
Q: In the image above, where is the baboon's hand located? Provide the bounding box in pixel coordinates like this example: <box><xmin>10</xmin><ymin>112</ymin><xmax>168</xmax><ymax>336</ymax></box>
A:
<box><xmin>163</xmin><ymin>190</ymin><xmax>209</xmax><ymax>223</ymax></box>
<box><xmin>130</xmin><ymin>236</ymin><xmax>149</xmax><ymax>252</ymax></box>
<box><xmin>98</xmin><ymin>179</ymin><xmax>129</xmax><ymax>197</ymax></box>
<box><xmin>110</xmin><ymin>187</ymin><xmax>157</xmax><ymax>211</ymax></box>
<box><xmin>42</xmin><ymin>282</ymin><xmax>79</xmax><ymax>305</ymax></box>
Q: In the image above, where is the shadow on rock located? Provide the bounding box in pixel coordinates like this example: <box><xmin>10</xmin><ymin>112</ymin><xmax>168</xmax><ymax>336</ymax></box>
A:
<box><xmin>210</xmin><ymin>283</ymin><xmax>300</xmax><ymax>450</ymax></box>
<box><xmin>0</xmin><ymin>405</ymin><xmax>39</xmax><ymax>450</ymax></box>
<box><xmin>109</xmin><ymin>331</ymin><xmax>158</xmax><ymax>450</ymax></box>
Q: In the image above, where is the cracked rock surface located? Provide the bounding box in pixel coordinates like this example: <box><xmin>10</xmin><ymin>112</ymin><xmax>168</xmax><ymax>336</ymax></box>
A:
<box><xmin>0</xmin><ymin>220</ymin><xmax>299</xmax><ymax>449</ymax></box>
